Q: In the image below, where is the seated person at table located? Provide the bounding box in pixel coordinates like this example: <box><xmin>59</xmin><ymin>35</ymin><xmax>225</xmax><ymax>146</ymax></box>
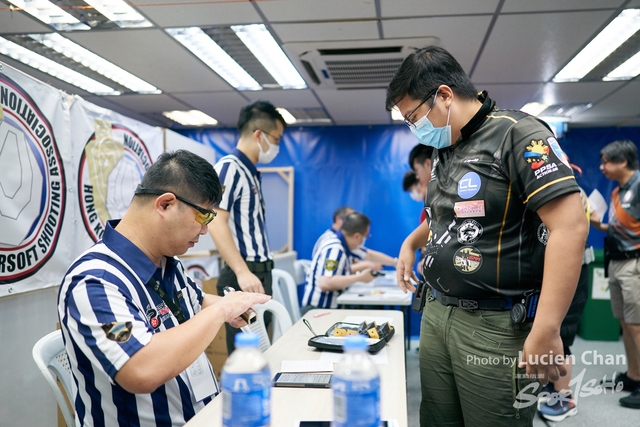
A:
<box><xmin>302</xmin><ymin>212</ymin><xmax>377</xmax><ymax>310</ymax></box>
<box><xmin>311</xmin><ymin>206</ymin><xmax>397</xmax><ymax>272</ymax></box>
<box><xmin>57</xmin><ymin>150</ymin><xmax>270</xmax><ymax>427</ymax></box>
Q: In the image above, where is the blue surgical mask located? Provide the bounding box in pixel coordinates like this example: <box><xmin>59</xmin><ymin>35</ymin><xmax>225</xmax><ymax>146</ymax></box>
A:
<box><xmin>410</xmin><ymin>97</ymin><xmax>452</xmax><ymax>149</ymax></box>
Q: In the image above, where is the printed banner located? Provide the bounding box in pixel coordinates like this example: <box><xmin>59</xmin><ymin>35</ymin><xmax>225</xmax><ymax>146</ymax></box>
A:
<box><xmin>70</xmin><ymin>97</ymin><xmax>163</xmax><ymax>249</ymax></box>
<box><xmin>0</xmin><ymin>65</ymin><xmax>74</xmax><ymax>294</ymax></box>
<box><xmin>180</xmin><ymin>255</ymin><xmax>220</xmax><ymax>287</ymax></box>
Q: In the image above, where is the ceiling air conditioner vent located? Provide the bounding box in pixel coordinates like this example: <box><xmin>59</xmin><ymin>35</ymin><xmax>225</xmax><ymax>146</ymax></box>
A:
<box><xmin>297</xmin><ymin>46</ymin><xmax>417</xmax><ymax>89</ymax></box>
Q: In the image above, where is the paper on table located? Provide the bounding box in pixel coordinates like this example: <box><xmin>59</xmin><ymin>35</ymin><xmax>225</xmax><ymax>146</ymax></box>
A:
<box><xmin>280</xmin><ymin>359</ymin><xmax>334</xmax><ymax>373</ymax></box>
<box><xmin>588</xmin><ymin>189</ymin><xmax>608</xmax><ymax>221</ymax></box>
<box><xmin>320</xmin><ymin>346</ymin><xmax>389</xmax><ymax>365</ymax></box>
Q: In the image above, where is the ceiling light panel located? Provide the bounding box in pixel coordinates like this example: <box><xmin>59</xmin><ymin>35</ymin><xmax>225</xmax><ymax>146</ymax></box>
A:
<box><xmin>83</xmin><ymin>0</ymin><xmax>152</xmax><ymax>28</ymax></box>
<box><xmin>231</xmin><ymin>24</ymin><xmax>307</xmax><ymax>89</ymax></box>
<box><xmin>28</xmin><ymin>33</ymin><xmax>160</xmax><ymax>93</ymax></box>
<box><xmin>163</xmin><ymin>110</ymin><xmax>218</xmax><ymax>126</ymax></box>
<box><xmin>604</xmin><ymin>50</ymin><xmax>640</xmax><ymax>81</ymax></box>
<box><xmin>6</xmin><ymin>0</ymin><xmax>90</xmax><ymax>31</ymax></box>
<box><xmin>166</xmin><ymin>27</ymin><xmax>261</xmax><ymax>91</ymax></box>
<box><xmin>553</xmin><ymin>9</ymin><xmax>640</xmax><ymax>82</ymax></box>
<box><xmin>0</xmin><ymin>36</ymin><xmax>118</xmax><ymax>94</ymax></box>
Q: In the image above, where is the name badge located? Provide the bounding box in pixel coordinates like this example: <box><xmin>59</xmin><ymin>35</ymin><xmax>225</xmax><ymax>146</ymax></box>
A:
<box><xmin>185</xmin><ymin>352</ymin><xmax>219</xmax><ymax>402</ymax></box>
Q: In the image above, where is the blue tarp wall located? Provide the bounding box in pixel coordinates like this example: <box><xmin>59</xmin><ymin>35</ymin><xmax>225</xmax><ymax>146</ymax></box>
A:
<box><xmin>180</xmin><ymin>124</ymin><xmax>640</xmax><ymax>337</ymax></box>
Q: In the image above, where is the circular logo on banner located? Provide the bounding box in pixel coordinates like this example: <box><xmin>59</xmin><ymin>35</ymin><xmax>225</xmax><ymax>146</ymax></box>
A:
<box><xmin>457</xmin><ymin>219</ymin><xmax>483</xmax><ymax>244</ymax></box>
<box><xmin>78</xmin><ymin>124</ymin><xmax>152</xmax><ymax>242</ymax></box>
<box><xmin>186</xmin><ymin>264</ymin><xmax>208</xmax><ymax>287</ymax></box>
<box><xmin>0</xmin><ymin>74</ymin><xmax>66</xmax><ymax>283</ymax></box>
<box><xmin>537</xmin><ymin>223</ymin><xmax>549</xmax><ymax>245</ymax></box>
<box><xmin>458</xmin><ymin>172</ymin><xmax>481</xmax><ymax>199</ymax></box>
<box><xmin>453</xmin><ymin>246</ymin><xmax>483</xmax><ymax>274</ymax></box>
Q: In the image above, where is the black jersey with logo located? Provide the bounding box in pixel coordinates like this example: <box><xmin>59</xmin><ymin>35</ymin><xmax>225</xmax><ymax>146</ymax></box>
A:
<box><xmin>422</xmin><ymin>92</ymin><xmax>579</xmax><ymax>298</ymax></box>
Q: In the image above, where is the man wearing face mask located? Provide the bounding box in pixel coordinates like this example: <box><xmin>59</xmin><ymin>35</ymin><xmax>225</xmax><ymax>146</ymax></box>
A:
<box><xmin>387</xmin><ymin>46</ymin><xmax>588</xmax><ymax>426</ymax></box>
<box><xmin>402</xmin><ymin>170</ymin><xmax>427</xmax><ymax>222</ymax></box>
<box><xmin>210</xmin><ymin>100</ymin><xmax>286</xmax><ymax>353</ymax></box>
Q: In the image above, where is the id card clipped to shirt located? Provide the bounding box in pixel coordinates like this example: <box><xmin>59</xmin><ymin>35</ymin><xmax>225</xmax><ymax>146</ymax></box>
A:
<box><xmin>185</xmin><ymin>352</ymin><xmax>219</xmax><ymax>402</ymax></box>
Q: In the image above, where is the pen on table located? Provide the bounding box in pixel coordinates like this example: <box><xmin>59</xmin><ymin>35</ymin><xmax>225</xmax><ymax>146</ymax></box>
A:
<box><xmin>313</xmin><ymin>311</ymin><xmax>330</xmax><ymax>318</ymax></box>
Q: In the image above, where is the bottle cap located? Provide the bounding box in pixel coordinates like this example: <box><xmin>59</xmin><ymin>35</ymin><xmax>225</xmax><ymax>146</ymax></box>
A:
<box><xmin>235</xmin><ymin>332</ymin><xmax>260</xmax><ymax>348</ymax></box>
<box><xmin>342</xmin><ymin>334</ymin><xmax>369</xmax><ymax>351</ymax></box>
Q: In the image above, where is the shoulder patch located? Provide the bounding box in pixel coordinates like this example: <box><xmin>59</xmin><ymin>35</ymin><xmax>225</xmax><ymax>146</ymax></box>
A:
<box><xmin>101</xmin><ymin>321</ymin><xmax>133</xmax><ymax>343</ymax></box>
<box><xmin>324</xmin><ymin>259</ymin><xmax>338</xmax><ymax>271</ymax></box>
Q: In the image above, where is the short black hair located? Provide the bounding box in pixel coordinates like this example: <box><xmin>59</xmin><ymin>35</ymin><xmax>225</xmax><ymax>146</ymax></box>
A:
<box><xmin>341</xmin><ymin>212</ymin><xmax>370</xmax><ymax>236</ymax></box>
<box><xmin>138</xmin><ymin>150</ymin><xmax>222</xmax><ymax>205</ymax></box>
<box><xmin>237</xmin><ymin>100</ymin><xmax>287</xmax><ymax>137</ymax></box>
<box><xmin>402</xmin><ymin>170</ymin><xmax>419</xmax><ymax>191</ymax></box>
<box><xmin>600</xmin><ymin>140</ymin><xmax>639</xmax><ymax>171</ymax></box>
<box><xmin>332</xmin><ymin>206</ymin><xmax>353</xmax><ymax>223</ymax></box>
<box><xmin>408</xmin><ymin>144</ymin><xmax>433</xmax><ymax>170</ymax></box>
<box><xmin>385</xmin><ymin>46</ymin><xmax>477</xmax><ymax>111</ymax></box>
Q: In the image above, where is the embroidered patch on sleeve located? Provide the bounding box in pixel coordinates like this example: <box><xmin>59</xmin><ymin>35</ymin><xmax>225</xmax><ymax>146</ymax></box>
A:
<box><xmin>101</xmin><ymin>321</ymin><xmax>133</xmax><ymax>343</ymax></box>
<box><xmin>324</xmin><ymin>259</ymin><xmax>338</xmax><ymax>271</ymax></box>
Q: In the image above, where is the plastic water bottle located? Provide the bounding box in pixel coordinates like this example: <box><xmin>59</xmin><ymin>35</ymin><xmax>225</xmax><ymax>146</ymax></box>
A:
<box><xmin>332</xmin><ymin>335</ymin><xmax>381</xmax><ymax>427</ymax></box>
<box><xmin>221</xmin><ymin>333</ymin><xmax>271</xmax><ymax>427</ymax></box>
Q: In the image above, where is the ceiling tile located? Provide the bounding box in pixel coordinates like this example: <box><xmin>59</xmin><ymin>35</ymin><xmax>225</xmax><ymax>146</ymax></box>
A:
<box><xmin>472</xmin><ymin>10</ymin><xmax>614</xmax><ymax>83</ymax></box>
<box><xmin>479</xmin><ymin>83</ymin><xmax>543</xmax><ymax>110</ymax></box>
<box><xmin>535</xmin><ymin>81</ymin><xmax>625</xmax><ymax>106</ymax></box>
<box><xmin>572</xmin><ymin>81</ymin><xmax>640</xmax><ymax>122</ymax></box>
<box><xmin>81</xmin><ymin>95</ymin><xmax>165</xmax><ymax>126</ymax></box>
<box><xmin>63</xmin><ymin>29</ymin><xmax>232</xmax><ymax>92</ymax></box>
<box><xmin>132</xmin><ymin>1</ymin><xmax>261</xmax><ymax>27</ymax></box>
<box><xmin>380</xmin><ymin>0</ymin><xmax>500</xmax><ymax>18</ymax></box>
<box><xmin>382</xmin><ymin>16</ymin><xmax>493</xmax><ymax>72</ymax></box>
<box><xmin>173</xmin><ymin>91</ymin><xmax>252</xmax><ymax>127</ymax></box>
<box><xmin>258</xmin><ymin>0</ymin><xmax>376</xmax><ymax>22</ymax></box>
<box><xmin>314</xmin><ymin>88</ymin><xmax>390</xmax><ymax>125</ymax></box>
<box><xmin>243</xmin><ymin>89</ymin><xmax>321</xmax><ymax>109</ymax></box>
<box><xmin>101</xmin><ymin>93</ymin><xmax>189</xmax><ymax>113</ymax></box>
<box><xmin>501</xmin><ymin>0</ymin><xmax>625</xmax><ymax>13</ymax></box>
<box><xmin>0</xmin><ymin>8</ymin><xmax>54</xmax><ymax>33</ymax></box>
<box><xmin>272</xmin><ymin>21</ymin><xmax>380</xmax><ymax>43</ymax></box>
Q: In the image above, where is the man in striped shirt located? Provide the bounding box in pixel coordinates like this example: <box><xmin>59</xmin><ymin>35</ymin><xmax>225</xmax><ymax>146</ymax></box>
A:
<box><xmin>58</xmin><ymin>150</ymin><xmax>270</xmax><ymax>427</ymax></box>
<box><xmin>302</xmin><ymin>212</ymin><xmax>377</xmax><ymax>310</ymax></box>
<box><xmin>209</xmin><ymin>100</ymin><xmax>286</xmax><ymax>352</ymax></box>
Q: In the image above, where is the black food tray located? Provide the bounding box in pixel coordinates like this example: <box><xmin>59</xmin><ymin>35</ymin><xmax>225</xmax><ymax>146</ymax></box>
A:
<box><xmin>307</xmin><ymin>321</ymin><xmax>395</xmax><ymax>354</ymax></box>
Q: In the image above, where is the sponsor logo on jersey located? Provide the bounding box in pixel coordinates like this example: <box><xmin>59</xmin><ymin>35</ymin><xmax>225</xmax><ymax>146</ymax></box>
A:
<box><xmin>78</xmin><ymin>122</ymin><xmax>152</xmax><ymax>242</ymax></box>
<box><xmin>524</xmin><ymin>140</ymin><xmax>550</xmax><ymax>170</ymax></box>
<box><xmin>458</xmin><ymin>171</ymin><xmax>481</xmax><ymax>199</ymax></box>
<box><xmin>537</xmin><ymin>223</ymin><xmax>549</xmax><ymax>245</ymax></box>
<box><xmin>0</xmin><ymin>75</ymin><xmax>66</xmax><ymax>283</ymax></box>
<box><xmin>624</xmin><ymin>190</ymin><xmax>633</xmax><ymax>203</ymax></box>
<box><xmin>454</xmin><ymin>201</ymin><xmax>485</xmax><ymax>218</ymax></box>
<box><xmin>548</xmin><ymin>137</ymin><xmax>571</xmax><ymax>169</ymax></box>
<box><xmin>534</xmin><ymin>162</ymin><xmax>559</xmax><ymax>180</ymax></box>
<box><xmin>457</xmin><ymin>219</ymin><xmax>483</xmax><ymax>244</ymax></box>
<box><xmin>146</xmin><ymin>307</ymin><xmax>161</xmax><ymax>329</ymax></box>
<box><xmin>453</xmin><ymin>246</ymin><xmax>483</xmax><ymax>274</ymax></box>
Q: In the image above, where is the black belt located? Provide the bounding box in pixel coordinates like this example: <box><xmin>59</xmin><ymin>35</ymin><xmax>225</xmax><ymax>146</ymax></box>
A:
<box><xmin>608</xmin><ymin>249</ymin><xmax>640</xmax><ymax>260</ymax></box>
<box><xmin>245</xmin><ymin>259</ymin><xmax>274</xmax><ymax>273</ymax></box>
<box><xmin>431</xmin><ymin>288</ymin><xmax>513</xmax><ymax>311</ymax></box>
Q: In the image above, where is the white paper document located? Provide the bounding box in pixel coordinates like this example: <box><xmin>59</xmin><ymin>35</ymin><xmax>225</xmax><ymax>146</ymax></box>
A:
<box><xmin>280</xmin><ymin>359</ymin><xmax>334</xmax><ymax>373</ymax></box>
<box><xmin>588</xmin><ymin>189</ymin><xmax>608</xmax><ymax>221</ymax></box>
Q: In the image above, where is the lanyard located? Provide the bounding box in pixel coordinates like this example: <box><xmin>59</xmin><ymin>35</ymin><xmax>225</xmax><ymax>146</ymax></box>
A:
<box><xmin>147</xmin><ymin>278</ymin><xmax>187</xmax><ymax>324</ymax></box>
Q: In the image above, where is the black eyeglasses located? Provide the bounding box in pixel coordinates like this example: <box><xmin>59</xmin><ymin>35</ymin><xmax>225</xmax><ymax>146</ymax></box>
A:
<box><xmin>257</xmin><ymin>129</ymin><xmax>282</xmax><ymax>145</ymax></box>
<box><xmin>134</xmin><ymin>185</ymin><xmax>217</xmax><ymax>226</ymax></box>
<box><xmin>403</xmin><ymin>88</ymin><xmax>439</xmax><ymax>129</ymax></box>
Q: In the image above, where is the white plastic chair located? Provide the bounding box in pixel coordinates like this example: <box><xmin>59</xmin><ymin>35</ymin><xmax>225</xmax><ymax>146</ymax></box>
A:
<box><xmin>32</xmin><ymin>330</ymin><xmax>74</xmax><ymax>427</ymax></box>
<box><xmin>271</xmin><ymin>268</ymin><xmax>302</xmax><ymax>323</ymax></box>
<box><xmin>293</xmin><ymin>259</ymin><xmax>311</xmax><ymax>285</ymax></box>
<box><xmin>242</xmin><ymin>299</ymin><xmax>293</xmax><ymax>352</ymax></box>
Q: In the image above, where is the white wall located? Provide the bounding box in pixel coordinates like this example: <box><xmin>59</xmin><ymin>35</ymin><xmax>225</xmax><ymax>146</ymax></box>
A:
<box><xmin>0</xmin><ymin>286</ymin><xmax>59</xmax><ymax>427</ymax></box>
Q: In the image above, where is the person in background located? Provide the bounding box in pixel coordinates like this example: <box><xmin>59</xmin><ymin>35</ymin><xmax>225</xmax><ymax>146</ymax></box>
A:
<box><xmin>402</xmin><ymin>169</ymin><xmax>427</xmax><ymax>223</ymax></box>
<box><xmin>590</xmin><ymin>140</ymin><xmax>640</xmax><ymax>409</ymax></box>
<box><xmin>302</xmin><ymin>212</ymin><xmax>376</xmax><ymax>311</ymax></box>
<box><xmin>209</xmin><ymin>100</ymin><xmax>286</xmax><ymax>353</ymax></box>
<box><xmin>311</xmin><ymin>205</ymin><xmax>397</xmax><ymax>272</ymax></box>
<box><xmin>387</xmin><ymin>45</ymin><xmax>587</xmax><ymax>426</ymax></box>
<box><xmin>409</xmin><ymin>143</ymin><xmax>434</xmax><ymax>189</ymax></box>
<box><xmin>537</xmin><ymin>162</ymin><xmax>594</xmax><ymax>421</ymax></box>
<box><xmin>58</xmin><ymin>150</ymin><xmax>270</xmax><ymax>427</ymax></box>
